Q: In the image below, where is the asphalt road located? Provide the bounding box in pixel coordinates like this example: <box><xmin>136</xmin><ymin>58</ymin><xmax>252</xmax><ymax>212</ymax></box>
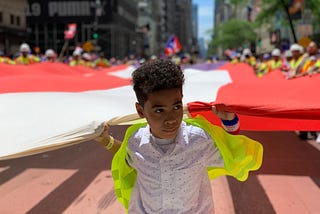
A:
<box><xmin>0</xmin><ymin>126</ymin><xmax>319</xmax><ymax>214</ymax></box>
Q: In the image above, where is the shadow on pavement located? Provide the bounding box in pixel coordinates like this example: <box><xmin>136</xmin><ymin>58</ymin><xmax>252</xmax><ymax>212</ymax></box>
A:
<box><xmin>0</xmin><ymin>128</ymin><xmax>319</xmax><ymax>213</ymax></box>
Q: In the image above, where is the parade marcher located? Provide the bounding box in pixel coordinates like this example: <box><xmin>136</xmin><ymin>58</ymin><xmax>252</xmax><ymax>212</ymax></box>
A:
<box><xmin>230</xmin><ymin>53</ymin><xmax>241</xmax><ymax>65</ymax></box>
<box><xmin>69</xmin><ymin>50</ymin><xmax>84</xmax><ymax>66</ymax></box>
<box><xmin>242</xmin><ymin>48</ymin><xmax>256</xmax><ymax>67</ymax></box>
<box><xmin>94</xmin><ymin>59</ymin><xmax>262</xmax><ymax>213</ymax></box>
<box><xmin>33</xmin><ymin>46</ymin><xmax>42</xmax><ymax>62</ymax></box>
<box><xmin>15</xmin><ymin>43</ymin><xmax>40</xmax><ymax>65</ymax></box>
<box><xmin>269</xmin><ymin>48</ymin><xmax>282</xmax><ymax>71</ymax></box>
<box><xmin>281</xmin><ymin>50</ymin><xmax>293</xmax><ymax>72</ymax></box>
<box><xmin>307</xmin><ymin>55</ymin><xmax>320</xmax><ymax>76</ymax></box>
<box><xmin>93</xmin><ymin>52</ymin><xmax>110</xmax><ymax>69</ymax></box>
<box><xmin>43</xmin><ymin>49</ymin><xmax>57</xmax><ymax>62</ymax></box>
<box><xmin>0</xmin><ymin>51</ymin><xmax>15</xmax><ymax>64</ymax></box>
<box><xmin>255</xmin><ymin>53</ymin><xmax>270</xmax><ymax>76</ymax></box>
<box><xmin>127</xmin><ymin>54</ymin><xmax>139</xmax><ymax>66</ymax></box>
<box><xmin>299</xmin><ymin>42</ymin><xmax>320</xmax><ymax>76</ymax></box>
<box><xmin>82</xmin><ymin>52</ymin><xmax>94</xmax><ymax>68</ymax></box>
<box><xmin>286</xmin><ymin>44</ymin><xmax>306</xmax><ymax>79</ymax></box>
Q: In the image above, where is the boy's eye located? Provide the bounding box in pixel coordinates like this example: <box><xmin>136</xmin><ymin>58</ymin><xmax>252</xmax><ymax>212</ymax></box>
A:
<box><xmin>154</xmin><ymin>108</ymin><xmax>164</xmax><ymax>113</ymax></box>
<box><xmin>174</xmin><ymin>104</ymin><xmax>182</xmax><ymax>110</ymax></box>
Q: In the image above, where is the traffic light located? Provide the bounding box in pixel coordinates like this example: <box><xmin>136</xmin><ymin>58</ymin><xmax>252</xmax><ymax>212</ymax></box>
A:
<box><xmin>93</xmin><ymin>32</ymin><xmax>99</xmax><ymax>39</ymax></box>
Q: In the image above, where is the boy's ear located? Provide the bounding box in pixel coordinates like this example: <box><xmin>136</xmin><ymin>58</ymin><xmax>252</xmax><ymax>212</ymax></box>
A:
<box><xmin>135</xmin><ymin>102</ymin><xmax>145</xmax><ymax>118</ymax></box>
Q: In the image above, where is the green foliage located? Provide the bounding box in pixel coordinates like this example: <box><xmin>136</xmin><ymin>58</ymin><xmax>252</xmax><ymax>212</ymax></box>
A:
<box><xmin>255</xmin><ymin>0</ymin><xmax>320</xmax><ymax>26</ymax></box>
<box><xmin>208</xmin><ymin>19</ymin><xmax>256</xmax><ymax>53</ymax></box>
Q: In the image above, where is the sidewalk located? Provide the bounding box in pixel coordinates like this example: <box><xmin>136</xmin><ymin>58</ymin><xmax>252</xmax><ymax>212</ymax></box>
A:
<box><xmin>0</xmin><ymin>128</ymin><xmax>319</xmax><ymax>213</ymax></box>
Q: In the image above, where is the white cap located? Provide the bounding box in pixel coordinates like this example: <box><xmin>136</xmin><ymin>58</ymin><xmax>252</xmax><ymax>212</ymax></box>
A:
<box><xmin>271</xmin><ymin>48</ymin><xmax>281</xmax><ymax>56</ymax></box>
<box><xmin>45</xmin><ymin>49</ymin><xmax>55</xmax><ymax>57</ymax></box>
<box><xmin>20</xmin><ymin>43</ymin><xmax>31</xmax><ymax>52</ymax></box>
<box><xmin>150</xmin><ymin>55</ymin><xmax>157</xmax><ymax>60</ymax></box>
<box><xmin>290</xmin><ymin>44</ymin><xmax>303</xmax><ymax>53</ymax></box>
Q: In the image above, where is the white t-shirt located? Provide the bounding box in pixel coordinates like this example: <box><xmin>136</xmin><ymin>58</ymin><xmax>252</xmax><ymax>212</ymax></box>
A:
<box><xmin>126</xmin><ymin>121</ymin><xmax>224</xmax><ymax>213</ymax></box>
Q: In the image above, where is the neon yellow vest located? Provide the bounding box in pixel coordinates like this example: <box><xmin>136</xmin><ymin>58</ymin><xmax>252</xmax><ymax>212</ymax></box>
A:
<box><xmin>111</xmin><ymin>116</ymin><xmax>263</xmax><ymax>211</ymax></box>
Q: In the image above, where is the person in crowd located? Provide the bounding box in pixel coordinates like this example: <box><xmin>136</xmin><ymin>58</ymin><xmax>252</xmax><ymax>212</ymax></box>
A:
<box><xmin>299</xmin><ymin>41</ymin><xmax>320</xmax><ymax>76</ymax></box>
<box><xmin>281</xmin><ymin>50</ymin><xmax>293</xmax><ymax>72</ymax></box>
<box><xmin>255</xmin><ymin>53</ymin><xmax>271</xmax><ymax>76</ymax></box>
<box><xmin>127</xmin><ymin>54</ymin><xmax>139</xmax><ymax>65</ymax></box>
<box><xmin>69</xmin><ymin>50</ymin><xmax>84</xmax><ymax>66</ymax></box>
<box><xmin>15</xmin><ymin>43</ymin><xmax>40</xmax><ymax>65</ymax></box>
<box><xmin>82</xmin><ymin>52</ymin><xmax>94</xmax><ymax>68</ymax></box>
<box><xmin>94</xmin><ymin>59</ymin><xmax>262</xmax><ymax>213</ymax></box>
<box><xmin>269</xmin><ymin>48</ymin><xmax>282</xmax><ymax>71</ymax></box>
<box><xmin>0</xmin><ymin>51</ymin><xmax>15</xmax><ymax>64</ymax></box>
<box><xmin>94</xmin><ymin>52</ymin><xmax>110</xmax><ymax>69</ymax></box>
<box><xmin>150</xmin><ymin>55</ymin><xmax>157</xmax><ymax>61</ymax></box>
<box><xmin>43</xmin><ymin>49</ymin><xmax>57</xmax><ymax>62</ymax></box>
<box><xmin>33</xmin><ymin>46</ymin><xmax>42</xmax><ymax>62</ymax></box>
<box><xmin>242</xmin><ymin>48</ymin><xmax>256</xmax><ymax>67</ymax></box>
<box><xmin>286</xmin><ymin>44</ymin><xmax>305</xmax><ymax>79</ymax></box>
<box><xmin>230</xmin><ymin>53</ymin><xmax>241</xmax><ymax>65</ymax></box>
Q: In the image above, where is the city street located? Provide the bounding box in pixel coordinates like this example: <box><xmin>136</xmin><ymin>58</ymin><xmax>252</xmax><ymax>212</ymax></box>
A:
<box><xmin>0</xmin><ymin>126</ymin><xmax>319</xmax><ymax>214</ymax></box>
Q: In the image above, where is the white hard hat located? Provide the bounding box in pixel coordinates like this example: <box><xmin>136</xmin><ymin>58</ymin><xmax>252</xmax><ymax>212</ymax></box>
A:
<box><xmin>82</xmin><ymin>52</ymin><xmax>91</xmax><ymax>60</ymax></box>
<box><xmin>271</xmin><ymin>48</ymin><xmax>281</xmax><ymax>57</ymax></box>
<box><xmin>73</xmin><ymin>50</ymin><xmax>82</xmax><ymax>56</ymax></box>
<box><xmin>290</xmin><ymin>44</ymin><xmax>302</xmax><ymax>53</ymax></box>
<box><xmin>20</xmin><ymin>43</ymin><xmax>31</xmax><ymax>52</ymax></box>
<box><xmin>45</xmin><ymin>49</ymin><xmax>55</xmax><ymax>57</ymax></box>
<box><xmin>243</xmin><ymin>48</ymin><xmax>252</xmax><ymax>56</ymax></box>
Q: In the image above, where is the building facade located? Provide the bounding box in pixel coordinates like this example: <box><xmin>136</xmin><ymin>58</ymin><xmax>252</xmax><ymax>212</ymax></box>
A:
<box><xmin>0</xmin><ymin>0</ymin><xmax>198</xmax><ymax>59</ymax></box>
<box><xmin>26</xmin><ymin>0</ymin><xmax>142</xmax><ymax>59</ymax></box>
<box><xmin>0</xmin><ymin>0</ymin><xmax>27</xmax><ymax>56</ymax></box>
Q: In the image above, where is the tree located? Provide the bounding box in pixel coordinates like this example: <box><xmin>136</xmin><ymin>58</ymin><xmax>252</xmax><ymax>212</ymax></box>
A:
<box><xmin>255</xmin><ymin>0</ymin><xmax>320</xmax><ymax>43</ymax></box>
<box><xmin>208</xmin><ymin>19</ymin><xmax>256</xmax><ymax>56</ymax></box>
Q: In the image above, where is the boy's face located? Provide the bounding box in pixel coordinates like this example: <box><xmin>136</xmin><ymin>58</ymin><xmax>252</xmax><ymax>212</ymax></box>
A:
<box><xmin>136</xmin><ymin>88</ymin><xmax>183</xmax><ymax>139</ymax></box>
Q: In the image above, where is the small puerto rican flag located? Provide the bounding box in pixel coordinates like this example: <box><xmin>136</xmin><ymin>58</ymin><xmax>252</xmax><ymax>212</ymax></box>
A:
<box><xmin>64</xmin><ymin>23</ymin><xmax>77</xmax><ymax>40</ymax></box>
<box><xmin>165</xmin><ymin>35</ymin><xmax>182</xmax><ymax>56</ymax></box>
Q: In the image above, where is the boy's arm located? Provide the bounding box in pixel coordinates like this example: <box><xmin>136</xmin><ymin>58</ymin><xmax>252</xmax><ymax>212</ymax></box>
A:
<box><xmin>94</xmin><ymin>123</ymin><xmax>122</xmax><ymax>154</ymax></box>
<box><xmin>212</xmin><ymin>105</ymin><xmax>240</xmax><ymax>134</ymax></box>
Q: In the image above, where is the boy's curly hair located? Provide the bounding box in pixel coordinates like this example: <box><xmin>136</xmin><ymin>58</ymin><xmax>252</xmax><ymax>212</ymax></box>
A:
<box><xmin>132</xmin><ymin>59</ymin><xmax>185</xmax><ymax>107</ymax></box>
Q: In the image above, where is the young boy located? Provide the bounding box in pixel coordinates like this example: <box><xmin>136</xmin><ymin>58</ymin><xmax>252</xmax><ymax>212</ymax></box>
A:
<box><xmin>95</xmin><ymin>59</ymin><xmax>262</xmax><ymax>213</ymax></box>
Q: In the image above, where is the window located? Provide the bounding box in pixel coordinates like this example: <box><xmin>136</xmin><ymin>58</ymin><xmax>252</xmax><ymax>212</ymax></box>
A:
<box><xmin>10</xmin><ymin>14</ymin><xmax>14</xmax><ymax>25</ymax></box>
<box><xmin>0</xmin><ymin>12</ymin><xmax>3</xmax><ymax>23</ymax></box>
<box><xmin>16</xmin><ymin>16</ymin><xmax>20</xmax><ymax>26</ymax></box>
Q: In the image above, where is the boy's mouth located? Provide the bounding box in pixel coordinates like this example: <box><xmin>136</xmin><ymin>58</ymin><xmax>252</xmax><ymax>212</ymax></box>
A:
<box><xmin>163</xmin><ymin>127</ymin><xmax>178</xmax><ymax>133</ymax></box>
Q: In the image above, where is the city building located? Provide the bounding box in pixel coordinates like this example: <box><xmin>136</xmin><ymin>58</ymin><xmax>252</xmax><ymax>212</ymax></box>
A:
<box><xmin>26</xmin><ymin>0</ymin><xmax>142</xmax><ymax>59</ymax></box>
<box><xmin>0</xmin><ymin>0</ymin><xmax>27</xmax><ymax>56</ymax></box>
<box><xmin>1</xmin><ymin>0</ymin><xmax>198</xmax><ymax>60</ymax></box>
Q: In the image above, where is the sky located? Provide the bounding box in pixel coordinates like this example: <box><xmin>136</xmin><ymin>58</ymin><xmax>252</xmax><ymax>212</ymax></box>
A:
<box><xmin>193</xmin><ymin>0</ymin><xmax>214</xmax><ymax>41</ymax></box>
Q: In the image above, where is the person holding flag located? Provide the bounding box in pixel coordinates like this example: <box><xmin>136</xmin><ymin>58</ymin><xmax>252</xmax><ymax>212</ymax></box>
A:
<box><xmin>94</xmin><ymin>59</ymin><xmax>262</xmax><ymax>213</ymax></box>
<box><xmin>15</xmin><ymin>43</ymin><xmax>40</xmax><ymax>65</ymax></box>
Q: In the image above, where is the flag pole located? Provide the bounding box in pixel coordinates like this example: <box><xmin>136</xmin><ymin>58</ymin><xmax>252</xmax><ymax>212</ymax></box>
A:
<box><xmin>58</xmin><ymin>39</ymin><xmax>69</xmax><ymax>62</ymax></box>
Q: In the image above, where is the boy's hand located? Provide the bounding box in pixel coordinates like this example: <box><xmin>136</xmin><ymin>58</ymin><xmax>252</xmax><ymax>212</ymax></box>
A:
<box><xmin>95</xmin><ymin>123</ymin><xmax>111</xmax><ymax>147</ymax></box>
<box><xmin>212</xmin><ymin>105</ymin><xmax>235</xmax><ymax>121</ymax></box>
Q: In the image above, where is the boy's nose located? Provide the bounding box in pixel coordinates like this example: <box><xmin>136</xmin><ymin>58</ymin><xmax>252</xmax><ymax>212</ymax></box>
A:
<box><xmin>165</xmin><ymin>119</ymin><xmax>176</xmax><ymax>125</ymax></box>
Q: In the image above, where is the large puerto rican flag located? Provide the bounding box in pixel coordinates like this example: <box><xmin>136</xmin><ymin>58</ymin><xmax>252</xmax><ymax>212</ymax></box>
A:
<box><xmin>0</xmin><ymin>62</ymin><xmax>319</xmax><ymax>160</ymax></box>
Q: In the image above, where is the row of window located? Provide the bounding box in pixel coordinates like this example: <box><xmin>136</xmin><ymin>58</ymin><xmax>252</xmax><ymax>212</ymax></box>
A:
<box><xmin>0</xmin><ymin>12</ymin><xmax>21</xmax><ymax>26</ymax></box>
